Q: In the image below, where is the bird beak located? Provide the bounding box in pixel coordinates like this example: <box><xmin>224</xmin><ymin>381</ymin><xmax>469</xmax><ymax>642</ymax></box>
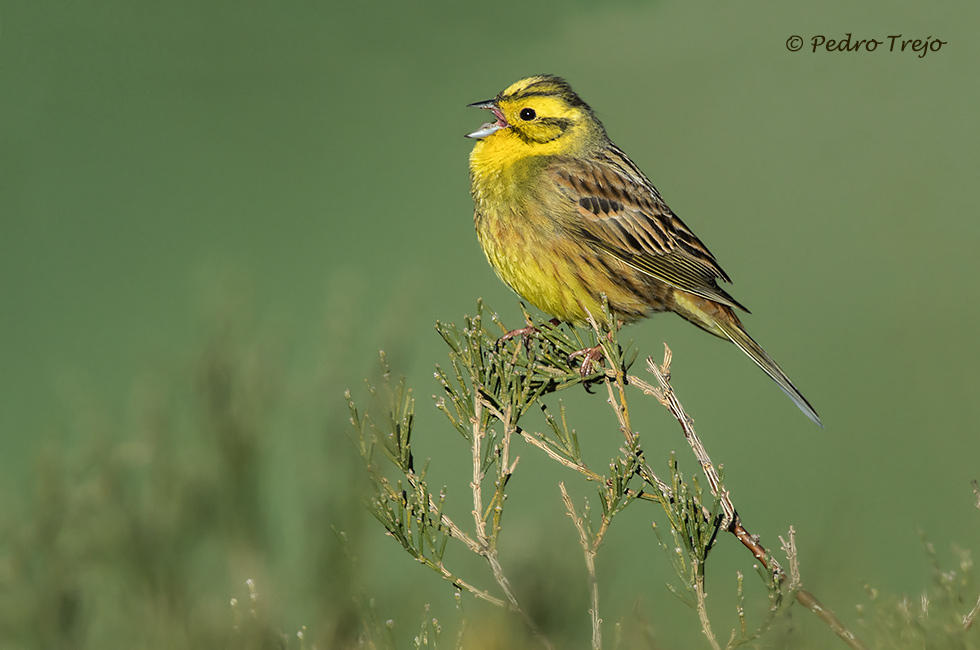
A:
<box><xmin>466</xmin><ymin>100</ymin><xmax>509</xmax><ymax>139</ymax></box>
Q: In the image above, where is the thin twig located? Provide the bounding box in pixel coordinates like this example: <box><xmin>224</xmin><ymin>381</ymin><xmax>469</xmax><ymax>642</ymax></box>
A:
<box><xmin>964</xmin><ymin>594</ymin><xmax>980</xmax><ymax>631</ymax></box>
<box><xmin>482</xmin><ymin>401</ymin><xmax>662</xmax><ymax>504</ymax></box>
<box><xmin>517</xmin><ymin>428</ymin><xmax>604</xmax><ymax>480</ymax></box>
<box><xmin>560</xmin><ymin>483</ymin><xmax>603</xmax><ymax>650</ymax></box>
<box><xmin>470</xmin><ymin>400</ymin><xmax>488</xmax><ymax>546</ymax></box>
<box><xmin>779</xmin><ymin>527</ymin><xmax>802</xmax><ymax>592</ymax></box>
<box><xmin>603</xmin><ymin>368</ymin><xmax>634</xmax><ymax>445</ymax></box>
<box><xmin>470</xmin><ymin>399</ymin><xmax>554</xmax><ymax>650</ymax></box>
<box><xmin>641</xmin><ymin>350</ymin><xmax>736</xmax><ymax>529</ymax></box>
<box><xmin>601</xmin><ymin>364</ymin><xmax>673</xmax><ymax>498</ymax></box>
<box><xmin>430</xmin><ymin>562</ymin><xmax>507</xmax><ymax>607</ymax></box>
<box><xmin>428</xmin><ymin>495</ymin><xmax>481</xmax><ymax>554</ymax></box>
<box><xmin>693</xmin><ymin>564</ymin><xmax>721</xmax><ymax>650</ymax></box>
<box><xmin>795</xmin><ymin>589</ymin><xmax>865</xmax><ymax>649</ymax></box>
<box><xmin>640</xmin><ymin>346</ymin><xmax>868</xmax><ymax>650</ymax></box>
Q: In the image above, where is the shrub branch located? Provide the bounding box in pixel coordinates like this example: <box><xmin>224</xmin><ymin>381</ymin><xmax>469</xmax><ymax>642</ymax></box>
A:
<box><xmin>350</xmin><ymin>301</ymin><xmax>869</xmax><ymax>649</ymax></box>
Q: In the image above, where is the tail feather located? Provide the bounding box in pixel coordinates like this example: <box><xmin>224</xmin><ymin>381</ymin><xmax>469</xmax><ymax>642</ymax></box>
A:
<box><xmin>715</xmin><ymin>319</ymin><xmax>823</xmax><ymax>428</ymax></box>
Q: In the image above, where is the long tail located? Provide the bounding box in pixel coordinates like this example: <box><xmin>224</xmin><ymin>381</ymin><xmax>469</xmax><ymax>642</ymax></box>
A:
<box><xmin>714</xmin><ymin>318</ymin><xmax>823</xmax><ymax>427</ymax></box>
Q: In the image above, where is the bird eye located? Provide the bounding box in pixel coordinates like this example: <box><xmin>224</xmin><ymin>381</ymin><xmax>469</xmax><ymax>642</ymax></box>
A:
<box><xmin>519</xmin><ymin>108</ymin><xmax>536</xmax><ymax>121</ymax></box>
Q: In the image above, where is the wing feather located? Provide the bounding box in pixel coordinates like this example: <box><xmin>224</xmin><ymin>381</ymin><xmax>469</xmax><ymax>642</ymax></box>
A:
<box><xmin>547</xmin><ymin>145</ymin><xmax>748</xmax><ymax>312</ymax></box>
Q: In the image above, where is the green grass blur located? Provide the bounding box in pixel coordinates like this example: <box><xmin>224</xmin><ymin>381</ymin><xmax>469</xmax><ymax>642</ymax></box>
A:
<box><xmin>2</xmin><ymin>0</ymin><xmax>979</xmax><ymax>647</ymax></box>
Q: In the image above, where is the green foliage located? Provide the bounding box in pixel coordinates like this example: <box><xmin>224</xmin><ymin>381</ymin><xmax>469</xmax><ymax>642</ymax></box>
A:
<box><xmin>348</xmin><ymin>362</ymin><xmax>453</xmax><ymax>576</ymax></box>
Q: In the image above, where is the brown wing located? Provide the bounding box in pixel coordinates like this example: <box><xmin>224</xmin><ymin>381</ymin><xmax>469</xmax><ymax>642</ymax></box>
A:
<box><xmin>547</xmin><ymin>143</ymin><xmax>749</xmax><ymax>312</ymax></box>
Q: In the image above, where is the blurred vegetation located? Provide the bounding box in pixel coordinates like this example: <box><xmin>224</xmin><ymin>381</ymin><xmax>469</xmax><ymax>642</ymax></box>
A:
<box><xmin>0</xmin><ymin>293</ymin><xmax>366</xmax><ymax>649</ymax></box>
<box><xmin>2</xmin><ymin>0</ymin><xmax>978</xmax><ymax>647</ymax></box>
<box><xmin>2</xmin><ymin>298</ymin><xmax>976</xmax><ymax>649</ymax></box>
<box><xmin>4</xmin><ymin>4</ymin><xmax>979</xmax><ymax>646</ymax></box>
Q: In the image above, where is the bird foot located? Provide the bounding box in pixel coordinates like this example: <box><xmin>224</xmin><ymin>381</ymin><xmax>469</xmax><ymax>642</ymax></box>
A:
<box><xmin>568</xmin><ymin>329</ymin><xmax>615</xmax><ymax>379</ymax></box>
<box><xmin>569</xmin><ymin>343</ymin><xmax>606</xmax><ymax>378</ymax></box>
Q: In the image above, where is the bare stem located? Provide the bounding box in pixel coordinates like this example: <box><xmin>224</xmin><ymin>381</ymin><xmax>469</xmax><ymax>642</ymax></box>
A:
<box><xmin>795</xmin><ymin>589</ymin><xmax>866</xmax><ymax>649</ymax></box>
<box><xmin>560</xmin><ymin>483</ymin><xmax>602</xmax><ymax>650</ymax></box>
<box><xmin>964</xmin><ymin>594</ymin><xmax>980</xmax><ymax>631</ymax></box>
<box><xmin>638</xmin><ymin>345</ymin><xmax>867</xmax><ymax>650</ymax></box>
<box><xmin>602</xmin><ymin>365</ymin><xmax>673</xmax><ymax>498</ymax></box>
<box><xmin>693</xmin><ymin>565</ymin><xmax>721</xmax><ymax>650</ymax></box>
<box><xmin>470</xmin><ymin>399</ymin><xmax>554</xmax><ymax>650</ymax></box>
<box><xmin>427</xmin><ymin>494</ymin><xmax>481</xmax><ymax>554</ymax></box>
<box><xmin>517</xmin><ymin>428</ymin><xmax>604</xmax><ymax>481</ymax></box>
<box><xmin>486</xmin><ymin>397</ymin><xmax>661</xmax><ymax>505</ymax></box>
<box><xmin>639</xmin><ymin>349</ymin><xmax>736</xmax><ymax>528</ymax></box>
<box><xmin>429</xmin><ymin>561</ymin><xmax>507</xmax><ymax>608</ymax></box>
<box><xmin>470</xmin><ymin>399</ymin><xmax>488</xmax><ymax>544</ymax></box>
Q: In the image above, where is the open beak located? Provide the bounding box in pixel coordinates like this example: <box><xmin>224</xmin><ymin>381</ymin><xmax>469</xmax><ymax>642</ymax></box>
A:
<box><xmin>466</xmin><ymin>100</ymin><xmax>509</xmax><ymax>139</ymax></box>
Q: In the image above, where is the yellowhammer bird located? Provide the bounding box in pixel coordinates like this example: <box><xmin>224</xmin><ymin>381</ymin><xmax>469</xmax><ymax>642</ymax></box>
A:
<box><xmin>466</xmin><ymin>74</ymin><xmax>822</xmax><ymax>426</ymax></box>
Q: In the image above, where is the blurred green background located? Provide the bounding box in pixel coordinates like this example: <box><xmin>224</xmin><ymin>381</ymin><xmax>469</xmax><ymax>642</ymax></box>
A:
<box><xmin>2</xmin><ymin>0</ymin><xmax>978</xmax><ymax>647</ymax></box>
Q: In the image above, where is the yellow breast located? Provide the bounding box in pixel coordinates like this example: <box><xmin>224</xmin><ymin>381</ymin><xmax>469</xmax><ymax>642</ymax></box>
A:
<box><xmin>469</xmin><ymin>127</ymin><xmax>652</xmax><ymax>325</ymax></box>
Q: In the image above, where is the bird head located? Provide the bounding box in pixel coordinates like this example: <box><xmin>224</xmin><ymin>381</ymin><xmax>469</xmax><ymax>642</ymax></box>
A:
<box><xmin>466</xmin><ymin>75</ymin><xmax>606</xmax><ymax>156</ymax></box>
